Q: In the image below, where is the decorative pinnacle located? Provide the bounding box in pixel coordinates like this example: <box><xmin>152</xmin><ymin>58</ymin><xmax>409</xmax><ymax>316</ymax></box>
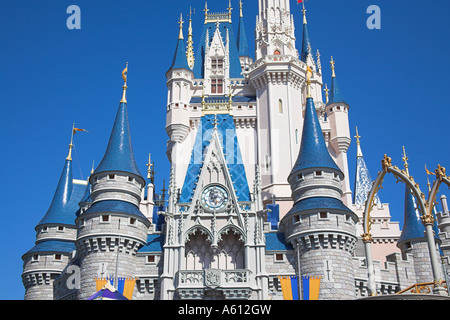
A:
<box><xmin>239</xmin><ymin>0</ymin><xmax>243</xmax><ymax>18</ymax></box>
<box><xmin>120</xmin><ymin>62</ymin><xmax>128</xmax><ymax>104</ymax></box>
<box><xmin>91</xmin><ymin>160</ymin><xmax>95</xmax><ymax>174</ymax></box>
<box><xmin>355</xmin><ymin>127</ymin><xmax>361</xmax><ymax>145</ymax></box>
<box><xmin>302</xmin><ymin>2</ymin><xmax>307</xmax><ymax>24</ymax></box>
<box><xmin>402</xmin><ymin>146</ymin><xmax>410</xmax><ymax>176</ymax></box>
<box><xmin>355</xmin><ymin>127</ymin><xmax>363</xmax><ymax>158</ymax></box>
<box><xmin>178</xmin><ymin>13</ymin><xmax>184</xmax><ymax>40</ymax></box>
<box><xmin>330</xmin><ymin>56</ymin><xmax>336</xmax><ymax>78</ymax></box>
<box><xmin>146</xmin><ymin>153</ymin><xmax>153</xmax><ymax>180</ymax></box>
<box><xmin>67</xmin><ymin>123</ymin><xmax>75</xmax><ymax>161</ymax></box>
<box><xmin>324</xmin><ymin>83</ymin><xmax>329</xmax><ymax>104</ymax></box>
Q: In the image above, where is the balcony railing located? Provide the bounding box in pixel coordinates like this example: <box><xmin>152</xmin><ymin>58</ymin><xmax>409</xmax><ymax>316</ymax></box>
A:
<box><xmin>177</xmin><ymin>269</ymin><xmax>252</xmax><ymax>289</ymax></box>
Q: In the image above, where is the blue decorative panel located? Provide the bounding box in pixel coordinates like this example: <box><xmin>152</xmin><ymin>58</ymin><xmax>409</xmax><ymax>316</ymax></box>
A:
<box><xmin>180</xmin><ymin>114</ymin><xmax>251</xmax><ymax>203</ymax></box>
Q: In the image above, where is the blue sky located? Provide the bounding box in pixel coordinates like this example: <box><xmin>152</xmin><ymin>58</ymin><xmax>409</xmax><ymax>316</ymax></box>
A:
<box><xmin>1</xmin><ymin>0</ymin><xmax>450</xmax><ymax>299</ymax></box>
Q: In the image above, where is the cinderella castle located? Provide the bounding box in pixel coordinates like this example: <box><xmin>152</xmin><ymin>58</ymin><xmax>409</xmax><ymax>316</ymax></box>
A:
<box><xmin>21</xmin><ymin>1</ymin><xmax>450</xmax><ymax>300</ymax></box>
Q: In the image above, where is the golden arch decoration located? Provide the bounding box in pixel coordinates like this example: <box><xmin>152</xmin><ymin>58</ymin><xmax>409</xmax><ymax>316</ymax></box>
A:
<box><xmin>362</xmin><ymin>154</ymin><xmax>448</xmax><ymax>296</ymax></box>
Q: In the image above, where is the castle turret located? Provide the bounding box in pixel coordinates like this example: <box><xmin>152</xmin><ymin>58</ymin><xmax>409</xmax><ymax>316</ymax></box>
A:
<box><xmin>165</xmin><ymin>14</ymin><xmax>193</xmax><ymax>162</ymax></box>
<box><xmin>22</xmin><ymin>129</ymin><xmax>86</xmax><ymax>300</ymax></box>
<box><xmin>325</xmin><ymin>58</ymin><xmax>352</xmax><ymax>206</ymax></box>
<box><xmin>75</xmin><ymin>68</ymin><xmax>150</xmax><ymax>300</ymax></box>
<box><xmin>281</xmin><ymin>92</ymin><xmax>358</xmax><ymax>300</ymax></box>
<box><xmin>397</xmin><ymin>147</ymin><xmax>442</xmax><ymax>285</ymax></box>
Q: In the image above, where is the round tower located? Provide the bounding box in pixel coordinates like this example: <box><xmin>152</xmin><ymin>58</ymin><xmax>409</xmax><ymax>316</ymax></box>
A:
<box><xmin>75</xmin><ymin>74</ymin><xmax>150</xmax><ymax>300</ymax></box>
<box><xmin>324</xmin><ymin>58</ymin><xmax>352</xmax><ymax>206</ymax></box>
<box><xmin>280</xmin><ymin>95</ymin><xmax>358</xmax><ymax>300</ymax></box>
<box><xmin>22</xmin><ymin>134</ymin><xmax>83</xmax><ymax>300</ymax></box>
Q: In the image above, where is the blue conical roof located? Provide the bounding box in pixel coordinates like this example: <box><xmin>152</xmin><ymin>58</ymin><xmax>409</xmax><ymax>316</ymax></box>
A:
<box><xmin>37</xmin><ymin>159</ymin><xmax>85</xmax><ymax>227</ymax></box>
<box><xmin>327</xmin><ymin>75</ymin><xmax>347</xmax><ymax>105</ymax></box>
<box><xmin>94</xmin><ymin>102</ymin><xmax>143</xmax><ymax>179</ymax></box>
<box><xmin>291</xmin><ymin>98</ymin><xmax>341</xmax><ymax>174</ymax></box>
<box><xmin>169</xmin><ymin>36</ymin><xmax>190</xmax><ymax>71</ymax></box>
<box><xmin>398</xmin><ymin>186</ymin><xmax>440</xmax><ymax>246</ymax></box>
<box><xmin>301</xmin><ymin>18</ymin><xmax>311</xmax><ymax>62</ymax></box>
<box><xmin>237</xmin><ymin>16</ymin><xmax>249</xmax><ymax>57</ymax></box>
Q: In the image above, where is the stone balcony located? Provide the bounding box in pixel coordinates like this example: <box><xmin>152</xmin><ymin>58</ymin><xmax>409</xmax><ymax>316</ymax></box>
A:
<box><xmin>176</xmin><ymin>269</ymin><xmax>254</xmax><ymax>299</ymax></box>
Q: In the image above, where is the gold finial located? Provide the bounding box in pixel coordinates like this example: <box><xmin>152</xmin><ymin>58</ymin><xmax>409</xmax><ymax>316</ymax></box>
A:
<box><xmin>91</xmin><ymin>160</ymin><xmax>95</xmax><ymax>175</ymax></box>
<box><xmin>355</xmin><ymin>127</ymin><xmax>363</xmax><ymax>158</ymax></box>
<box><xmin>67</xmin><ymin>123</ymin><xmax>75</xmax><ymax>161</ymax></box>
<box><xmin>178</xmin><ymin>13</ymin><xmax>184</xmax><ymax>40</ymax></box>
<box><xmin>306</xmin><ymin>65</ymin><xmax>313</xmax><ymax>98</ymax></box>
<box><xmin>355</xmin><ymin>127</ymin><xmax>361</xmax><ymax>145</ymax></box>
<box><xmin>402</xmin><ymin>146</ymin><xmax>410</xmax><ymax>176</ymax></box>
<box><xmin>239</xmin><ymin>0</ymin><xmax>243</xmax><ymax>18</ymax></box>
<box><xmin>120</xmin><ymin>62</ymin><xmax>128</xmax><ymax>104</ymax></box>
<box><xmin>330</xmin><ymin>56</ymin><xmax>336</xmax><ymax>78</ymax></box>
<box><xmin>228</xmin><ymin>0</ymin><xmax>233</xmax><ymax>16</ymax></box>
<box><xmin>187</xmin><ymin>7</ymin><xmax>195</xmax><ymax>69</ymax></box>
<box><xmin>324</xmin><ymin>83</ymin><xmax>329</xmax><ymax>104</ymax></box>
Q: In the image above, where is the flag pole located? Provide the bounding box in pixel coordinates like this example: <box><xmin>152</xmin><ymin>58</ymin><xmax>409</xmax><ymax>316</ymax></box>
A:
<box><xmin>296</xmin><ymin>242</ymin><xmax>303</xmax><ymax>300</ymax></box>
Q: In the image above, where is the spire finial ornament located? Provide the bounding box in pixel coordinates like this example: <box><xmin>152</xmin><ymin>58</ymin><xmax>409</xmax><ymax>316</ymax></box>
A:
<box><xmin>187</xmin><ymin>7</ymin><xmax>195</xmax><ymax>69</ymax></box>
<box><xmin>146</xmin><ymin>153</ymin><xmax>153</xmax><ymax>179</ymax></box>
<box><xmin>67</xmin><ymin>123</ymin><xmax>75</xmax><ymax>161</ymax></box>
<box><xmin>330</xmin><ymin>56</ymin><xmax>336</xmax><ymax>78</ymax></box>
<box><xmin>402</xmin><ymin>146</ymin><xmax>410</xmax><ymax>176</ymax></box>
<box><xmin>91</xmin><ymin>160</ymin><xmax>95</xmax><ymax>174</ymax></box>
<box><xmin>120</xmin><ymin>62</ymin><xmax>128</xmax><ymax>104</ymax></box>
<box><xmin>239</xmin><ymin>0</ymin><xmax>243</xmax><ymax>18</ymax></box>
<box><xmin>355</xmin><ymin>127</ymin><xmax>361</xmax><ymax>145</ymax></box>
<box><xmin>178</xmin><ymin>13</ymin><xmax>184</xmax><ymax>40</ymax></box>
<box><xmin>302</xmin><ymin>2</ymin><xmax>307</xmax><ymax>24</ymax></box>
<box><xmin>355</xmin><ymin>127</ymin><xmax>363</xmax><ymax>158</ymax></box>
<box><xmin>204</xmin><ymin>2</ymin><xmax>209</xmax><ymax>24</ymax></box>
<box><xmin>324</xmin><ymin>83</ymin><xmax>329</xmax><ymax>104</ymax></box>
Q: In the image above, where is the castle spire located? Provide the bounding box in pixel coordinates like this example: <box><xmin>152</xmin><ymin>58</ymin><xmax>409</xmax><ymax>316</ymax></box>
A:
<box><xmin>291</xmin><ymin>96</ymin><xmax>341</xmax><ymax>174</ymax></box>
<box><xmin>353</xmin><ymin>127</ymin><xmax>380</xmax><ymax>206</ymax></box>
<box><xmin>327</xmin><ymin>56</ymin><xmax>346</xmax><ymax>105</ymax></box>
<box><xmin>168</xmin><ymin>14</ymin><xmax>190</xmax><ymax>71</ymax></box>
<box><xmin>300</xmin><ymin>2</ymin><xmax>312</xmax><ymax>63</ymax></box>
<box><xmin>397</xmin><ymin>148</ymin><xmax>440</xmax><ymax>248</ymax></box>
<box><xmin>36</xmin><ymin>135</ymin><xmax>75</xmax><ymax>227</ymax></box>
<box><xmin>237</xmin><ymin>0</ymin><xmax>249</xmax><ymax>57</ymax></box>
<box><xmin>93</xmin><ymin>67</ymin><xmax>143</xmax><ymax>180</ymax></box>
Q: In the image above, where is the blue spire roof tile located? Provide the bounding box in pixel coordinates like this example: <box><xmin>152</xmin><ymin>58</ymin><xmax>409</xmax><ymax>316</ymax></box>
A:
<box><xmin>168</xmin><ymin>37</ymin><xmax>191</xmax><ymax>71</ymax></box>
<box><xmin>397</xmin><ymin>187</ymin><xmax>440</xmax><ymax>245</ymax></box>
<box><xmin>94</xmin><ymin>102</ymin><xmax>143</xmax><ymax>180</ymax></box>
<box><xmin>36</xmin><ymin>160</ymin><xmax>86</xmax><ymax>228</ymax></box>
<box><xmin>237</xmin><ymin>16</ymin><xmax>249</xmax><ymax>57</ymax></box>
<box><xmin>291</xmin><ymin>98</ymin><xmax>341</xmax><ymax>174</ymax></box>
<box><xmin>327</xmin><ymin>76</ymin><xmax>347</xmax><ymax>105</ymax></box>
